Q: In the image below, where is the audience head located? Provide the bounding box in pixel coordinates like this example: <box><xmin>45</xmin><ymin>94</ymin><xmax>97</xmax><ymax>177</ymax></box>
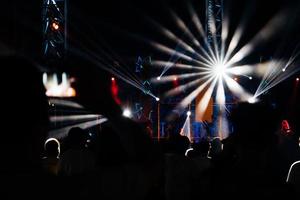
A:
<box><xmin>197</xmin><ymin>139</ymin><xmax>210</xmax><ymax>155</ymax></box>
<box><xmin>208</xmin><ymin>137</ymin><xmax>223</xmax><ymax>158</ymax></box>
<box><xmin>44</xmin><ymin>138</ymin><xmax>60</xmax><ymax>158</ymax></box>
<box><xmin>169</xmin><ymin>135</ymin><xmax>190</xmax><ymax>155</ymax></box>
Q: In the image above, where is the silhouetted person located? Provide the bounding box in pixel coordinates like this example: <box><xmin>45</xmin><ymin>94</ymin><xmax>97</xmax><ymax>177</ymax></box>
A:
<box><xmin>57</xmin><ymin>127</ymin><xmax>97</xmax><ymax>198</ymax></box>
<box><xmin>0</xmin><ymin>55</ymin><xmax>56</xmax><ymax>197</ymax></box>
<box><xmin>42</xmin><ymin>138</ymin><xmax>60</xmax><ymax>175</ymax></box>
<box><xmin>211</xmin><ymin>102</ymin><xmax>290</xmax><ymax>198</ymax></box>
<box><xmin>59</xmin><ymin>127</ymin><xmax>96</xmax><ymax>176</ymax></box>
<box><xmin>276</xmin><ymin>119</ymin><xmax>300</xmax><ymax>182</ymax></box>
<box><xmin>189</xmin><ymin>140</ymin><xmax>212</xmax><ymax>198</ymax></box>
<box><xmin>207</xmin><ymin>137</ymin><xmax>223</xmax><ymax>161</ymax></box>
<box><xmin>164</xmin><ymin>133</ymin><xmax>193</xmax><ymax>200</ymax></box>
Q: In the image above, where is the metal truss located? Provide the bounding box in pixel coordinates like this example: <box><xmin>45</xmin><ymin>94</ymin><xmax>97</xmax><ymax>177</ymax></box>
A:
<box><xmin>206</xmin><ymin>0</ymin><xmax>223</xmax><ymax>51</ymax></box>
<box><xmin>42</xmin><ymin>0</ymin><xmax>67</xmax><ymax>60</ymax></box>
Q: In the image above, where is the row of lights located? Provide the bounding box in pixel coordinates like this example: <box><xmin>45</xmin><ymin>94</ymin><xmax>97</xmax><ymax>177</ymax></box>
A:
<box><xmin>156</xmin><ymin>75</ymin><xmax>297</xmax><ymax>82</ymax></box>
<box><xmin>155</xmin><ymin>76</ymin><xmax>253</xmax><ymax>82</ymax></box>
<box><xmin>234</xmin><ymin>76</ymin><xmax>252</xmax><ymax>81</ymax></box>
<box><xmin>234</xmin><ymin>76</ymin><xmax>299</xmax><ymax>82</ymax></box>
<box><xmin>123</xmin><ymin>108</ymin><xmax>192</xmax><ymax>118</ymax></box>
<box><xmin>117</xmin><ymin>69</ymin><xmax>298</xmax><ymax>118</ymax></box>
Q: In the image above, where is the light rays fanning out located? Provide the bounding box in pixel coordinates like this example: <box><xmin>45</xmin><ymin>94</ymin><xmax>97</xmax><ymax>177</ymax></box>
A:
<box><xmin>147</xmin><ymin>2</ymin><xmax>299</xmax><ymax>139</ymax></box>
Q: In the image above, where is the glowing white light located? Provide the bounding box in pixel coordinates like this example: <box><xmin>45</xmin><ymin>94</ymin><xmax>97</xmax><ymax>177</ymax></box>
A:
<box><xmin>213</xmin><ymin>63</ymin><xmax>227</xmax><ymax>78</ymax></box>
<box><xmin>44</xmin><ymin>73</ymin><xmax>76</xmax><ymax>97</ymax></box>
<box><xmin>187</xmin><ymin>111</ymin><xmax>191</xmax><ymax>116</ymax></box>
<box><xmin>282</xmin><ymin>68</ymin><xmax>286</xmax><ymax>72</ymax></box>
<box><xmin>43</xmin><ymin>73</ymin><xmax>48</xmax><ymax>86</ymax></box>
<box><xmin>48</xmin><ymin>118</ymin><xmax>108</xmax><ymax>139</ymax></box>
<box><xmin>249</xmin><ymin>76</ymin><xmax>252</xmax><ymax>80</ymax></box>
<box><xmin>62</xmin><ymin>72</ymin><xmax>67</xmax><ymax>86</ymax></box>
<box><xmin>227</xmin><ymin>65</ymin><xmax>254</xmax><ymax>76</ymax></box>
<box><xmin>216</xmin><ymin>77</ymin><xmax>225</xmax><ymax>106</ymax></box>
<box><xmin>248</xmin><ymin>97</ymin><xmax>257</xmax><ymax>104</ymax></box>
<box><xmin>157</xmin><ymin>76</ymin><xmax>161</xmax><ymax>80</ymax></box>
<box><xmin>50</xmin><ymin>114</ymin><xmax>100</xmax><ymax>123</ymax></box>
<box><xmin>123</xmin><ymin>109</ymin><xmax>132</xmax><ymax>118</ymax></box>
<box><xmin>156</xmin><ymin>97</ymin><xmax>160</xmax><ymax>102</ymax></box>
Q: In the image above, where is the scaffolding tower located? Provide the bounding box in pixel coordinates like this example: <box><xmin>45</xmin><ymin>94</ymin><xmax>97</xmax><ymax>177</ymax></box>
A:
<box><xmin>42</xmin><ymin>0</ymin><xmax>67</xmax><ymax>61</ymax></box>
<box><xmin>206</xmin><ymin>0</ymin><xmax>223</xmax><ymax>51</ymax></box>
<box><xmin>206</xmin><ymin>0</ymin><xmax>228</xmax><ymax>139</ymax></box>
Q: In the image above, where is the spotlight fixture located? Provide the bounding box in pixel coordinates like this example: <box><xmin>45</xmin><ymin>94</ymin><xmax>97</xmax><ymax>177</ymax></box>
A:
<box><xmin>51</xmin><ymin>21</ymin><xmax>60</xmax><ymax>31</ymax></box>
<box><xmin>248</xmin><ymin>97</ymin><xmax>256</xmax><ymax>104</ymax></box>
<box><xmin>187</xmin><ymin>111</ymin><xmax>191</xmax><ymax>116</ymax></box>
<box><xmin>122</xmin><ymin>109</ymin><xmax>132</xmax><ymax>118</ymax></box>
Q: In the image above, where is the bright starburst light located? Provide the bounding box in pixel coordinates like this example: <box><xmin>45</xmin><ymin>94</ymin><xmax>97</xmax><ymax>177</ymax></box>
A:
<box><xmin>69</xmin><ymin>1</ymin><xmax>300</xmax><ymax>140</ymax></box>
<box><xmin>145</xmin><ymin>1</ymin><xmax>300</xmax><ymax>139</ymax></box>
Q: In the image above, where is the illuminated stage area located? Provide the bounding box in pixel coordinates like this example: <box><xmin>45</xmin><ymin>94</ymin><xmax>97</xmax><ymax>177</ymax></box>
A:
<box><xmin>1</xmin><ymin>0</ymin><xmax>300</xmax><ymax>198</ymax></box>
<box><xmin>40</xmin><ymin>0</ymin><xmax>299</xmax><ymax>142</ymax></box>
